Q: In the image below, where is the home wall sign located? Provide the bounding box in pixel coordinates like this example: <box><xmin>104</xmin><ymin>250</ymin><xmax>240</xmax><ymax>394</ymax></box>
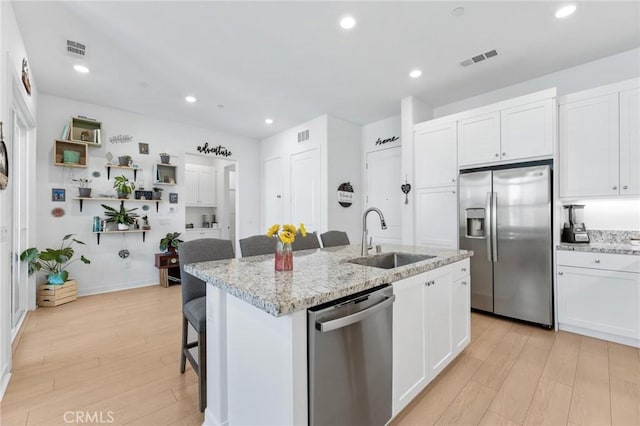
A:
<box><xmin>109</xmin><ymin>134</ymin><xmax>133</xmax><ymax>144</ymax></box>
<box><xmin>375</xmin><ymin>136</ymin><xmax>399</xmax><ymax>146</ymax></box>
<box><xmin>21</xmin><ymin>59</ymin><xmax>32</xmax><ymax>96</ymax></box>
<box><xmin>197</xmin><ymin>142</ymin><xmax>232</xmax><ymax>157</ymax></box>
<box><xmin>337</xmin><ymin>182</ymin><xmax>354</xmax><ymax>207</ymax></box>
<box><xmin>0</xmin><ymin>123</ymin><xmax>7</xmax><ymax>190</ymax></box>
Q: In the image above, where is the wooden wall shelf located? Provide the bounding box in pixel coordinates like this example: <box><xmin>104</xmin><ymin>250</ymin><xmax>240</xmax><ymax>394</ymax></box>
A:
<box><xmin>93</xmin><ymin>229</ymin><xmax>147</xmax><ymax>245</ymax></box>
<box><xmin>70</xmin><ymin>116</ymin><xmax>102</xmax><ymax>147</ymax></box>
<box><xmin>105</xmin><ymin>164</ymin><xmax>141</xmax><ymax>180</ymax></box>
<box><xmin>54</xmin><ymin>140</ymin><xmax>88</xmax><ymax>168</ymax></box>
<box><xmin>74</xmin><ymin>197</ymin><xmax>161</xmax><ymax>212</ymax></box>
<box><xmin>155</xmin><ymin>163</ymin><xmax>177</xmax><ymax>185</ymax></box>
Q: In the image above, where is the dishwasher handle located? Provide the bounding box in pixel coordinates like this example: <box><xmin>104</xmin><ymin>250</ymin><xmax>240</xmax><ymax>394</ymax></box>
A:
<box><xmin>316</xmin><ymin>295</ymin><xmax>396</xmax><ymax>333</ymax></box>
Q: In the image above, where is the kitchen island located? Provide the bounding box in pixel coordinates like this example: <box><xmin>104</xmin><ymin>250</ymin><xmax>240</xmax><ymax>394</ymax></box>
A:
<box><xmin>185</xmin><ymin>244</ymin><xmax>472</xmax><ymax>426</ymax></box>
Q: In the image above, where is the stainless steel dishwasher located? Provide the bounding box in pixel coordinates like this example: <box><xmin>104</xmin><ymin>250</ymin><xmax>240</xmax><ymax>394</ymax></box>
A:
<box><xmin>308</xmin><ymin>284</ymin><xmax>395</xmax><ymax>426</ymax></box>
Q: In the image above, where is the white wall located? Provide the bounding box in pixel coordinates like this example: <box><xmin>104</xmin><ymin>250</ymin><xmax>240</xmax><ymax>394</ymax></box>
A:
<box><xmin>326</xmin><ymin>116</ymin><xmax>361</xmax><ymax>242</ymax></box>
<box><xmin>0</xmin><ymin>1</ymin><xmax>39</xmax><ymax>399</ymax></box>
<box><xmin>434</xmin><ymin>48</ymin><xmax>640</xmax><ymax>117</ymax></box>
<box><xmin>36</xmin><ymin>94</ymin><xmax>260</xmax><ymax>296</ymax></box>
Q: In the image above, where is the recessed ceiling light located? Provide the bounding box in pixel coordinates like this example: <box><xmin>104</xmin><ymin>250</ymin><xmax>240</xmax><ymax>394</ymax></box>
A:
<box><xmin>451</xmin><ymin>7</ymin><xmax>465</xmax><ymax>17</ymax></box>
<box><xmin>185</xmin><ymin>96</ymin><xmax>197</xmax><ymax>103</ymax></box>
<box><xmin>555</xmin><ymin>4</ymin><xmax>576</xmax><ymax>18</ymax></box>
<box><xmin>409</xmin><ymin>69</ymin><xmax>422</xmax><ymax>78</ymax></box>
<box><xmin>340</xmin><ymin>16</ymin><xmax>356</xmax><ymax>30</ymax></box>
<box><xmin>73</xmin><ymin>64</ymin><xmax>89</xmax><ymax>74</ymax></box>
<box><xmin>265</xmin><ymin>118</ymin><xmax>274</xmax><ymax>125</ymax></box>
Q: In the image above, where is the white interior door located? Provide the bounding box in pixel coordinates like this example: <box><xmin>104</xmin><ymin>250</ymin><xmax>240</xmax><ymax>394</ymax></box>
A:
<box><xmin>11</xmin><ymin>110</ymin><xmax>28</xmax><ymax>330</ymax></box>
<box><xmin>225</xmin><ymin>165</ymin><xmax>237</xmax><ymax>243</ymax></box>
<box><xmin>263</xmin><ymin>157</ymin><xmax>284</xmax><ymax>229</ymax></box>
<box><xmin>290</xmin><ymin>149</ymin><xmax>320</xmax><ymax>231</ymax></box>
<box><xmin>366</xmin><ymin>147</ymin><xmax>402</xmax><ymax>244</ymax></box>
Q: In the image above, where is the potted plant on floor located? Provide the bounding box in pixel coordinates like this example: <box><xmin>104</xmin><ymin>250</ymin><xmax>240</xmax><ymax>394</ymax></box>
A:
<box><xmin>72</xmin><ymin>178</ymin><xmax>92</xmax><ymax>197</ymax></box>
<box><xmin>102</xmin><ymin>204</ymin><xmax>139</xmax><ymax>230</ymax></box>
<box><xmin>160</xmin><ymin>232</ymin><xmax>183</xmax><ymax>253</ymax></box>
<box><xmin>20</xmin><ymin>234</ymin><xmax>91</xmax><ymax>285</ymax></box>
<box><xmin>113</xmin><ymin>175</ymin><xmax>135</xmax><ymax>199</ymax></box>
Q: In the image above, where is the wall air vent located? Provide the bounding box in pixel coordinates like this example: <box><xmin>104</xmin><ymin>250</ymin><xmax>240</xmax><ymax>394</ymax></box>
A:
<box><xmin>460</xmin><ymin>49</ymin><xmax>498</xmax><ymax>67</ymax></box>
<box><xmin>297</xmin><ymin>129</ymin><xmax>310</xmax><ymax>143</ymax></box>
<box><xmin>67</xmin><ymin>40</ymin><xmax>86</xmax><ymax>57</ymax></box>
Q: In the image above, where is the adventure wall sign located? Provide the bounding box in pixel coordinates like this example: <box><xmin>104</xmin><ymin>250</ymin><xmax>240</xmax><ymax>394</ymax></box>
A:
<box><xmin>375</xmin><ymin>136</ymin><xmax>399</xmax><ymax>146</ymax></box>
<box><xmin>197</xmin><ymin>142</ymin><xmax>232</xmax><ymax>157</ymax></box>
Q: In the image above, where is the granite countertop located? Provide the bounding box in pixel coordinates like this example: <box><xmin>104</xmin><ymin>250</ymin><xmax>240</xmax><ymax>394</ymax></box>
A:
<box><xmin>556</xmin><ymin>242</ymin><xmax>640</xmax><ymax>256</ymax></box>
<box><xmin>184</xmin><ymin>244</ymin><xmax>473</xmax><ymax>317</ymax></box>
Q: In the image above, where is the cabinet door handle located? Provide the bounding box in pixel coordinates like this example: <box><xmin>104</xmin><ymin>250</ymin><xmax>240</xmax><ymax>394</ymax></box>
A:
<box><xmin>502</xmin><ymin>152</ymin><xmax>507</xmax><ymax>156</ymax></box>
<box><xmin>494</xmin><ymin>153</ymin><xmax>499</xmax><ymax>158</ymax></box>
<box><xmin>452</xmin><ymin>178</ymin><xmax>456</xmax><ymax>182</ymax></box>
<box><xmin>276</xmin><ymin>195</ymin><xmax>282</xmax><ymax>199</ymax></box>
<box><xmin>623</xmin><ymin>185</ymin><xmax>628</xmax><ymax>190</ymax></box>
<box><xmin>461</xmin><ymin>281</ymin><xmax>467</xmax><ymax>286</ymax></box>
<box><xmin>612</xmin><ymin>186</ymin><xmax>617</xmax><ymax>190</ymax></box>
<box><xmin>595</xmin><ymin>259</ymin><xmax>601</xmax><ymax>263</ymax></box>
<box><xmin>461</xmin><ymin>268</ymin><xmax>467</xmax><ymax>272</ymax></box>
<box><xmin>452</xmin><ymin>190</ymin><xmax>456</xmax><ymax>194</ymax></box>
<box><xmin>558</xmin><ymin>272</ymin><xmax>564</xmax><ymax>276</ymax></box>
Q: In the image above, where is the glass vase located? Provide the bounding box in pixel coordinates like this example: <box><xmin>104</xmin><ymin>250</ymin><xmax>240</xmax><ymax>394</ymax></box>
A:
<box><xmin>275</xmin><ymin>240</ymin><xmax>293</xmax><ymax>271</ymax></box>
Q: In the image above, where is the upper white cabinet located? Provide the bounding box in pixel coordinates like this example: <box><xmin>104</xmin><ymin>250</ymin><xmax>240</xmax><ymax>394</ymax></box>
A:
<box><xmin>501</xmin><ymin>98</ymin><xmax>554</xmax><ymax>161</ymax></box>
<box><xmin>619</xmin><ymin>88</ymin><xmax>640</xmax><ymax>196</ymax></box>
<box><xmin>457</xmin><ymin>112</ymin><xmax>501</xmax><ymax>167</ymax></box>
<box><xmin>414</xmin><ymin>187</ymin><xmax>458</xmax><ymax>249</ymax></box>
<box><xmin>185</xmin><ymin>164</ymin><xmax>217</xmax><ymax>206</ymax></box>
<box><xmin>414</xmin><ymin>121</ymin><xmax>457</xmax><ymax>188</ymax></box>
<box><xmin>559</xmin><ymin>79</ymin><xmax>639</xmax><ymax>198</ymax></box>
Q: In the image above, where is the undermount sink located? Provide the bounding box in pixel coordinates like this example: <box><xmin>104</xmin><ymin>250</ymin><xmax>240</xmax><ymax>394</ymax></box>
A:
<box><xmin>347</xmin><ymin>252</ymin><xmax>436</xmax><ymax>269</ymax></box>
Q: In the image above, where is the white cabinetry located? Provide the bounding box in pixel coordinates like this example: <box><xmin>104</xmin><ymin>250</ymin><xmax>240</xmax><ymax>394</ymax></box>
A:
<box><xmin>558</xmin><ymin>79</ymin><xmax>640</xmax><ymax>198</ymax></box>
<box><xmin>501</xmin><ymin>98</ymin><xmax>554</xmax><ymax>161</ymax></box>
<box><xmin>414</xmin><ymin>122</ymin><xmax>457</xmax><ymax>188</ymax></box>
<box><xmin>185</xmin><ymin>164</ymin><xmax>217</xmax><ymax>206</ymax></box>
<box><xmin>182</xmin><ymin>227</ymin><xmax>222</xmax><ymax>241</ymax></box>
<box><xmin>414</xmin><ymin>188</ymin><xmax>458</xmax><ymax>249</ymax></box>
<box><xmin>457</xmin><ymin>112</ymin><xmax>501</xmax><ymax>167</ymax></box>
<box><xmin>557</xmin><ymin>251</ymin><xmax>640</xmax><ymax>348</ymax></box>
<box><xmin>392</xmin><ymin>259</ymin><xmax>471</xmax><ymax>416</ymax></box>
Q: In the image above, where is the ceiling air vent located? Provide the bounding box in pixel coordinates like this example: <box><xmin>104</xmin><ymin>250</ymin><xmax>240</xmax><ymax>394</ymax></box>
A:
<box><xmin>67</xmin><ymin>40</ymin><xmax>86</xmax><ymax>57</ymax></box>
<box><xmin>297</xmin><ymin>129</ymin><xmax>310</xmax><ymax>143</ymax></box>
<box><xmin>460</xmin><ymin>49</ymin><xmax>498</xmax><ymax>67</ymax></box>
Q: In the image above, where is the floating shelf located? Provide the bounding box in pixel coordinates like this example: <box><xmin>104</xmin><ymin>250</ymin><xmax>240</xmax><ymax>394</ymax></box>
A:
<box><xmin>73</xmin><ymin>197</ymin><xmax>161</xmax><ymax>213</ymax></box>
<box><xmin>105</xmin><ymin>164</ymin><xmax>141</xmax><ymax>180</ymax></box>
<box><xmin>70</xmin><ymin>116</ymin><xmax>102</xmax><ymax>147</ymax></box>
<box><xmin>54</xmin><ymin>139</ymin><xmax>88</xmax><ymax>168</ymax></box>
<box><xmin>155</xmin><ymin>163</ymin><xmax>178</xmax><ymax>185</ymax></box>
<box><xmin>93</xmin><ymin>229</ymin><xmax>147</xmax><ymax>245</ymax></box>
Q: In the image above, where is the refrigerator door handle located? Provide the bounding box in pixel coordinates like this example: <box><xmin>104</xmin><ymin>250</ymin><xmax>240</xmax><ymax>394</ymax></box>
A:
<box><xmin>492</xmin><ymin>192</ymin><xmax>498</xmax><ymax>262</ymax></box>
<box><xmin>486</xmin><ymin>192</ymin><xmax>492</xmax><ymax>262</ymax></box>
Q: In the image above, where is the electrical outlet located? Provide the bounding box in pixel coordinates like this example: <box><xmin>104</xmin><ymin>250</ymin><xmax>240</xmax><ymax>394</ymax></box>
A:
<box><xmin>168</xmin><ymin>206</ymin><xmax>176</xmax><ymax>213</ymax></box>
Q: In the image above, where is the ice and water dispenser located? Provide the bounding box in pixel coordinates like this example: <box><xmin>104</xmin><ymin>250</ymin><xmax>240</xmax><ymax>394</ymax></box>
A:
<box><xmin>465</xmin><ymin>208</ymin><xmax>486</xmax><ymax>238</ymax></box>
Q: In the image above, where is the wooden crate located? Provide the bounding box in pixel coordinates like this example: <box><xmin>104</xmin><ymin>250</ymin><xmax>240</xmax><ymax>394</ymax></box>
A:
<box><xmin>38</xmin><ymin>280</ymin><xmax>78</xmax><ymax>307</ymax></box>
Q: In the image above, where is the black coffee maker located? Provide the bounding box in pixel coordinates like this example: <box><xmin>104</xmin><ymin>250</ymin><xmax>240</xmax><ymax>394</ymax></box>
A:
<box><xmin>562</xmin><ymin>205</ymin><xmax>590</xmax><ymax>243</ymax></box>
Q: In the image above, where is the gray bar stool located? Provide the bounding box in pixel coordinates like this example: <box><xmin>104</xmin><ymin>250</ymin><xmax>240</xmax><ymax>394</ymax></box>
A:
<box><xmin>320</xmin><ymin>231</ymin><xmax>350</xmax><ymax>247</ymax></box>
<box><xmin>239</xmin><ymin>235</ymin><xmax>277</xmax><ymax>257</ymax></box>
<box><xmin>178</xmin><ymin>238</ymin><xmax>234</xmax><ymax>412</ymax></box>
<box><xmin>292</xmin><ymin>231</ymin><xmax>321</xmax><ymax>251</ymax></box>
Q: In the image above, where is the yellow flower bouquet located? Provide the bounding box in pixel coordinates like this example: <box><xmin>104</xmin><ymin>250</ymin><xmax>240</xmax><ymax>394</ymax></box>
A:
<box><xmin>267</xmin><ymin>223</ymin><xmax>307</xmax><ymax>271</ymax></box>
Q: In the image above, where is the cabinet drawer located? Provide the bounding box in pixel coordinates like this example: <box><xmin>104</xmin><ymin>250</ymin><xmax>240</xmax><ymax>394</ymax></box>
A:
<box><xmin>557</xmin><ymin>250</ymin><xmax>640</xmax><ymax>273</ymax></box>
<box><xmin>451</xmin><ymin>259</ymin><xmax>470</xmax><ymax>282</ymax></box>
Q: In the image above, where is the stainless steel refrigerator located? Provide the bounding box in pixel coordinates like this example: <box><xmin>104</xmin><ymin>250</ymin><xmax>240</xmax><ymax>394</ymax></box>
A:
<box><xmin>459</xmin><ymin>162</ymin><xmax>553</xmax><ymax>327</ymax></box>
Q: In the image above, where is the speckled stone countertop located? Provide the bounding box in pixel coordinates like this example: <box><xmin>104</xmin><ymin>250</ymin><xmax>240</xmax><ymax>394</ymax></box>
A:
<box><xmin>556</xmin><ymin>243</ymin><xmax>640</xmax><ymax>256</ymax></box>
<box><xmin>184</xmin><ymin>244</ymin><xmax>473</xmax><ymax>317</ymax></box>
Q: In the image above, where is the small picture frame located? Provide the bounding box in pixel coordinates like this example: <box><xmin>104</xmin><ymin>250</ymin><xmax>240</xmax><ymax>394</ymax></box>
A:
<box><xmin>52</xmin><ymin>188</ymin><xmax>66</xmax><ymax>202</ymax></box>
<box><xmin>138</xmin><ymin>143</ymin><xmax>149</xmax><ymax>155</ymax></box>
<box><xmin>169</xmin><ymin>193</ymin><xmax>178</xmax><ymax>204</ymax></box>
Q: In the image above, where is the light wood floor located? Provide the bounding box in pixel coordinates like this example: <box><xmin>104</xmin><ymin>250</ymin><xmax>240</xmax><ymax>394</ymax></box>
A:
<box><xmin>394</xmin><ymin>313</ymin><xmax>640</xmax><ymax>426</ymax></box>
<box><xmin>1</xmin><ymin>285</ymin><xmax>204</xmax><ymax>426</ymax></box>
<box><xmin>2</xmin><ymin>287</ymin><xmax>639</xmax><ymax>426</ymax></box>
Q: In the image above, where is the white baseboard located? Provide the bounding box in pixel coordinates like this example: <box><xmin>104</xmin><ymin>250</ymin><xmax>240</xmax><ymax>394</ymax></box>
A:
<box><xmin>559</xmin><ymin>323</ymin><xmax>640</xmax><ymax>348</ymax></box>
<box><xmin>203</xmin><ymin>408</ymin><xmax>228</xmax><ymax>426</ymax></box>
<box><xmin>77</xmin><ymin>280</ymin><xmax>159</xmax><ymax>297</ymax></box>
<box><xmin>0</xmin><ymin>369</ymin><xmax>11</xmax><ymax>401</ymax></box>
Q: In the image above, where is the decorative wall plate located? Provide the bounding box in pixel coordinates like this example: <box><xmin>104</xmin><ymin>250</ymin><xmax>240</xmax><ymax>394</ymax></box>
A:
<box><xmin>51</xmin><ymin>207</ymin><xmax>65</xmax><ymax>217</ymax></box>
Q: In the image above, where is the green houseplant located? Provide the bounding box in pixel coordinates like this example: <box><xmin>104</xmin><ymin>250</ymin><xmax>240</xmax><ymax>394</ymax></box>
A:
<box><xmin>160</xmin><ymin>232</ymin><xmax>183</xmax><ymax>253</ymax></box>
<box><xmin>102</xmin><ymin>204</ymin><xmax>139</xmax><ymax>230</ymax></box>
<box><xmin>113</xmin><ymin>175</ymin><xmax>135</xmax><ymax>199</ymax></box>
<box><xmin>20</xmin><ymin>234</ymin><xmax>91</xmax><ymax>285</ymax></box>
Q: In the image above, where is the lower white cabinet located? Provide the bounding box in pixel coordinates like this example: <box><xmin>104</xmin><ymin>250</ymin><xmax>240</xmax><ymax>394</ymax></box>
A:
<box><xmin>182</xmin><ymin>228</ymin><xmax>221</xmax><ymax>242</ymax></box>
<box><xmin>392</xmin><ymin>259</ymin><xmax>471</xmax><ymax>416</ymax></box>
<box><xmin>415</xmin><ymin>187</ymin><xmax>458</xmax><ymax>249</ymax></box>
<box><xmin>557</xmin><ymin>251</ymin><xmax>640</xmax><ymax>348</ymax></box>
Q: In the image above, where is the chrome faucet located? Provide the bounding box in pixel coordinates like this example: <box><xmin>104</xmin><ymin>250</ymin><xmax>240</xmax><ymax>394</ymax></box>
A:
<box><xmin>361</xmin><ymin>207</ymin><xmax>387</xmax><ymax>256</ymax></box>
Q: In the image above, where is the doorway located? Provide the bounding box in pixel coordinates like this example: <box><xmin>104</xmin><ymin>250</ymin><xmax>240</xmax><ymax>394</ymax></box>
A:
<box><xmin>365</xmin><ymin>147</ymin><xmax>402</xmax><ymax>244</ymax></box>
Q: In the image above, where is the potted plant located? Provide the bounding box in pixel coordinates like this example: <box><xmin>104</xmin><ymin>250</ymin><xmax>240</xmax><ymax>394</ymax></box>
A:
<box><xmin>113</xmin><ymin>175</ymin><xmax>135</xmax><ymax>199</ymax></box>
<box><xmin>152</xmin><ymin>187</ymin><xmax>163</xmax><ymax>200</ymax></box>
<box><xmin>102</xmin><ymin>204</ymin><xmax>139</xmax><ymax>230</ymax></box>
<box><xmin>160</xmin><ymin>232</ymin><xmax>183</xmax><ymax>253</ymax></box>
<box><xmin>159</xmin><ymin>153</ymin><xmax>170</xmax><ymax>164</ymax></box>
<box><xmin>72</xmin><ymin>178</ymin><xmax>92</xmax><ymax>197</ymax></box>
<box><xmin>141</xmin><ymin>215</ymin><xmax>150</xmax><ymax>230</ymax></box>
<box><xmin>20</xmin><ymin>234</ymin><xmax>91</xmax><ymax>285</ymax></box>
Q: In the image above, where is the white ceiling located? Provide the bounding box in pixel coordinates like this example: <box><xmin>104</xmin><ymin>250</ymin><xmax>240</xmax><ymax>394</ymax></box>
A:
<box><xmin>13</xmin><ymin>1</ymin><xmax>640</xmax><ymax>140</ymax></box>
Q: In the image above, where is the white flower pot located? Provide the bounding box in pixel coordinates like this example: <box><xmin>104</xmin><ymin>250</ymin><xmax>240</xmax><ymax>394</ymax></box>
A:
<box><xmin>118</xmin><ymin>223</ymin><xmax>129</xmax><ymax>231</ymax></box>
